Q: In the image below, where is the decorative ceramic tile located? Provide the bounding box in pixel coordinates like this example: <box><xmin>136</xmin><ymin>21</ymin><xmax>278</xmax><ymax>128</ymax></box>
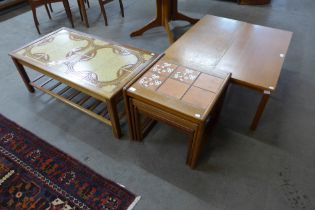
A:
<box><xmin>182</xmin><ymin>86</ymin><xmax>216</xmax><ymax>109</ymax></box>
<box><xmin>135</xmin><ymin>58</ymin><xmax>228</xmax><ymax>113</ymax></box>
<box><xmin>13</xmin><ymin>28</ymin><xmax>154</xmax><ymax>94</ymax></box>
<box><xmin>149</xmin><ymin>60</ymin><xmax>177</xmax><ymax>77</ymax></box>
<box><xmin>138</xmin><ymin>72</ymin><xmax>166</xmax><ymax>90</ymax></box>
<box><xmin>157</xmin><ymin>78</ymin><xmax>190</xmax><ymax>99</ymax></box>
<box><xmin>193</xmin><ymin>73</ymin><xmax>223</xmax><ymax>93</ymax></box>
<box><xmin>171</xmin><ymin>66</ymin><xmax>200</xmax><ymax>84</ymax></box>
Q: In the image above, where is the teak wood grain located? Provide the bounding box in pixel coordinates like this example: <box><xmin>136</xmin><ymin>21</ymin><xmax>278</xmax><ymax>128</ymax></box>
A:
<box><xmin>165</xmin><ymin>15</ymin><xmax>292</xmax><ymax>91</ymax></box>
<box><xmin>165</xmin><ymin>15</ymin><xmax>292</xmax><ymax>129</ymax></box>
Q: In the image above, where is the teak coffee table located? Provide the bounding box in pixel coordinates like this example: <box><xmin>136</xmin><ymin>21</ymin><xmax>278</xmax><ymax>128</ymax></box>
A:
<box><xmin>124</xmin><ymin>57</ymin><xmax>230</xmax><ymax>168</ymax></box>
<box><xmin>165</xmin><ymin>15</ymin><xmax>293</xmax><ymax>130</ymax></box>
<box><xmin>9</xmin><ymin>28</ymin><xmax>157</xmax><ymax>138</ymax></box>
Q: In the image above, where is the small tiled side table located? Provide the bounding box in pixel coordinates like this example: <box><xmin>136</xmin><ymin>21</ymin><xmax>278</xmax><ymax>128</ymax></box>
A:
<box><xmin>124</xmin><ymin>57</ymin><xmax>231</xmax><ymax>168</ymax></box>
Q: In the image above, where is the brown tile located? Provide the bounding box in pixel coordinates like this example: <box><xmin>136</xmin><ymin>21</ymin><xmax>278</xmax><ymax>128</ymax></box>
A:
<box><xmin>149</xmin><ymin>60</ymin><xmax>178</xmax><ymax>77</ymax></box>
<box><xmin>137</xmin><ymin>72</ymin><xmax>167</xmax><ymax>91</ymax></box>
<box><xmin>171</xmin><ymin>66</ymin><xmax>200</xmax><ymax>84</ymax></box>
<box><xmin>182</xmin><ymin>86</ymin><xmax>216</xmax><ymax>109</ymax></box>
<box><xmin>157</xmin><ymin>78</ymin><xmax>190</xmax><ymax>99</ymax></box>
<box><xmin>193</xmin><ymin>73</ymin><xmax>223</xmax><ymax>93</ymax></box>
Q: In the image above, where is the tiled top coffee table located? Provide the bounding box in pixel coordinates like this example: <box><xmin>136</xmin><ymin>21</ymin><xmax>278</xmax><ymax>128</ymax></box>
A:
<box><xmin>124</xmin><ymin>57</ymin><xmax>230</xmax><ymax>168</ymax></box>
<box><xmin>10</xmin><ymin>27</ymin><xmax>157</xmax><ymax>138</ymax></box>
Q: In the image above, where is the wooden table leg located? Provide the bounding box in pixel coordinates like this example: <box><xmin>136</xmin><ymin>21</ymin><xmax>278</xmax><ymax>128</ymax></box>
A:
<box><xmin>12</xmin><ymin>58</ymin><xmax>35</xmax><ymax>93</ymax></box>
<box><xmin>124</xmin><ymin>96</ymin><xmax>138</xmax><ymax>140</ymax></box>
<box><xmin>187</xmin><ymin>124</ymin><xmax>205</xmax><ymax>169</ymax></box>
<box><xmin>130</xmin><ymin>0</ymin><xmax>198</xmax><ymax>43</ymax></box>
<box><xmin>250</xmin><ymin>90</ymin><xmax>271</xmax><ymax>130</ymax></box>
<box><xmin>130</xmin><ymin>0</ymin><xmax>162</xmax><ymax>37</ymax></box>
<box><xmin>78</xmin><ymin>0</ymin><xmax>89</xmax><ymax>27</ymax></box>
<box><xmin>161</xmin><ymin>0</ymin><xmax>174</xmax><ymax>43</ymax></box>
<box><xmin>133</xmin><ymin>106</ymin><xmax>142</xmax><ymax>140</ymax></box>
<box><xmin>107</xmin><ymin>97</ymin><xmax>122</xmax><ymax>138</ymax></box>
<box><xmin>170</xmin><ymin>0</ymin><xmax>199</xmax><ymax>24</ymax></box>
<box><xmin>130</xmin><ymin>18</ymin><xmax>162</xmax><ymax>37</ymax></box>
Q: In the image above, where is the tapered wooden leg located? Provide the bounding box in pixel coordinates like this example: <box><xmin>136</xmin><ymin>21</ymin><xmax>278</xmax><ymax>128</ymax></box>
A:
<box><xmin>163</xmin><ymin>20</ymin><xmax>173</xmax><ymax>43</ymax></box>
<box><xmin>107</xmin><ymin>98</ymin><xmax>122</xmax><ymax>139</ymax></box>
<box><xmin>12</xmin><ymin>58</ymin><xmax>35</xmax><ymax>93</ymax></box>
<box><xmin>49</xmin><ymin>3</ymin><xmax>53</xmax><ymax>12</ymax></box>
<box><xmin>31</xmin><ymin>6</ymin><xmax>40</xmax><ymax>34</ymax></box>
<box><xmin>99</xmin><ymin>0</ymin><xmax>108</xmax><ymax>26</ymax></box>
<box><xmin>130</xmin><ymin>18</ymin><xmax>162</xmax><ymax>37</ymax></box>
<box><xmin>172</xmin><ymin>12</ymin><xmax>199</xmax><ymax>24</ymax></box>
<box><xmin>250</xmin><ymin>91</ymin><xmax>271</xmax><ymax>130</ymax></box>
<box><xmin>170</xmin><ymin>0</ymin><xmax>199</xmax><ymax>24</ymax></box>
<box><xmin>118</xmin><ymin>0</ymin><xmax>124</xmax><ymax>17</ymax></box>
<box><xmin>126</xmin><ymin>98</ymin><xmax>142</xmax><ymax>141</ymax></box>
<box><xmin>77</xmin><ymin>0</ymin><xmax>83</xmax><ymax>21</ymax></box>
<box><xmin>186</xmin><ymin>132</ymin><xmax>194</xmax><ymax>165</ymax></box>
<box><xmin>63</xmin><ymin>0</ymin><xmax>74</xmax><ymax>28</ymax></box>
<box><xmin>85</xmin><ymin>0</ymin><xmax>90</xmax><ymax>8</ymax></box>
<box><xmin>124</xmin><ymin>92</ymin><xmax>138</xmax><ymax>140</ymax></box>
<box><xmin>133</xmin><ymin>106</ymin><xmax>142</xmax><ymax>141</ymax></box>
<box><xmin>161</xmin><ymin>0</ymin><xmax>174</xmax><ymax>43</ymax></box>
<box><xmin>187</xmin><ymin>124</ymin><xmax>205</xmax><ymax>169</ymax></box>
<box><xmin>130</xmin><ymin>0</ymin><xmax>162</xmax><ymax>37</ymax></box>
<box><xmin>44</xmin><ymin>3</ymin><xmax>52</xmax><ymax>19</ymax></box>
<box><xmin>78</xmin><ymin>0</ymin><xmax>89</xmax><ymax>27</ymax></box>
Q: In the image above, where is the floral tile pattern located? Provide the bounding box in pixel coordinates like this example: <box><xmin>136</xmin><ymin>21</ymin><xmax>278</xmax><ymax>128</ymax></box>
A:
<box><xmin>138</xmin><ymin>72</ymin><xmax>165</xmax><ymax>90</ymax></box>
<box><xmin>171</xmin><ymin>66</ymin><xmax>200</xmax><ymax>84</ymax></box>
<box><xmin>149</xmin><ymin>60</ymin><xmax>177</xmax><ymax>77</ymax></box>
<box><xmin>137</xmin><ymin>59</ymin><xmax>226</xmax><ymax>111</ymax></box>
<box><xmin>12</xmin><ymin>28</ymin><xmax>154</xmax><ymax>95</ymax></box>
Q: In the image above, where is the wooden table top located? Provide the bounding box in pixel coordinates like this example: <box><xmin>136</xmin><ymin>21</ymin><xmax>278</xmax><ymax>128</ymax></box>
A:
<box><xmin>10</xmin><ymin>28</ymin><xmax>155</xmax><ymax>99</ymax></box>
<box><xmin>165</xmin><ymin>15</ymin><xmax>293</xmax><ymax>91</ymax></box>
<box><xmin>127</xmin><ymin>57</ymin><xmax>230</xmax><ymax>121</ymax></box>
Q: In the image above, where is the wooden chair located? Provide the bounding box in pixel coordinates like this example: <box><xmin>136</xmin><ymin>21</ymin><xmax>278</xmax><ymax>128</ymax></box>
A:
<box><xmin>98</xmin><ymin>0</ymin><xmax>124</xmax><ymax>26</ymax></box>
<box><xmin>49</xmin><ymin>0</ymin><xmax>89</xmax><ymax>12</ymax></box>
<box><xmin>28</xmin><ymin>0</ymin><xmax>74</xmax><ymax>34</ymax></box>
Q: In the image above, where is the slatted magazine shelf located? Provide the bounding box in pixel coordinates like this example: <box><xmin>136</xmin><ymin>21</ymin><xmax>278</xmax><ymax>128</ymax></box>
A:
<box><xmin>10</xmin><ymin>27</ymin><xmax>157</xmax><ymax>138</ymax></box>
<box><xmin>30</xmin><ymin>74</ymin><xmax>116</xmax><ymax>124</ymax></box>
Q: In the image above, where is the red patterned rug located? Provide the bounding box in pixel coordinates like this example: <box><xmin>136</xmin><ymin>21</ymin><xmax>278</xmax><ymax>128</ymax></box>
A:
<box><xmin>0</xmin><ymin>114</ymin><xmax>140</xmax><ymax>210</ymax></box>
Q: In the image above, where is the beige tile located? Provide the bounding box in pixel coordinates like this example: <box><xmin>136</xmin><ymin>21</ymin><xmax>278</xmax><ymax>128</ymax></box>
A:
<box><xmin>182</xmin><ymin>86</ymin><xmax>216</xmax><ymax>109</ymax></box>
<box><xmin>157</xmin><ymin>78</ymin><xmax>190</xmax><ymax>99</ymax></box>
<box><xmin>193</xmin><ymin>73</ymin><xmax>223</xmax><ymax>93</ymax></box>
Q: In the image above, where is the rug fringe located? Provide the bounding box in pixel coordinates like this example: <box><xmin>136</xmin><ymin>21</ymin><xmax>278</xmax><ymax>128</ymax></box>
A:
<box><xmin>127</xmin><ymin>196</ymin><xmax>141</xmax><ymax>210</ymax></box>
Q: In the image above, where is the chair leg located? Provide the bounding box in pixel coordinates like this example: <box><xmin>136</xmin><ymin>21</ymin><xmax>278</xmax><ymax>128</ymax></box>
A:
<box><xmin>49</xmin><ymin>3</ymin><xmax>53</xmax><ymax>12</ymax></box>
<box><xmin>99</xmin><ymin>0</ymin><xmax>108</xmax><ymax>26</ymax></box>
<box><xmin>63</xmin><ymin>0</ymin><xmax>74</xmax><ymax>28</ymax></box>
<box><xmin>77</xmin><ymin>0</ymin><xmax>83</xmax><ymax>21</ymax></box>
<box><xmin>31</xmin><ymin>6</ymin><xmax>41</xmax><ymax>34</ymax></box>
<box><xmin>119</xmin><ymin>0</ymin><xmax>124</xmax><ymax>17</ymax></box>
<box><xmin>44</xmin><ymin>3</ymin><xmax>52</xmax><ymax>19</ymax></box>
<box><xmin>85</xmin><ymin>0</ymin><xmax>90</xmax><ymax>8</ymax></box>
